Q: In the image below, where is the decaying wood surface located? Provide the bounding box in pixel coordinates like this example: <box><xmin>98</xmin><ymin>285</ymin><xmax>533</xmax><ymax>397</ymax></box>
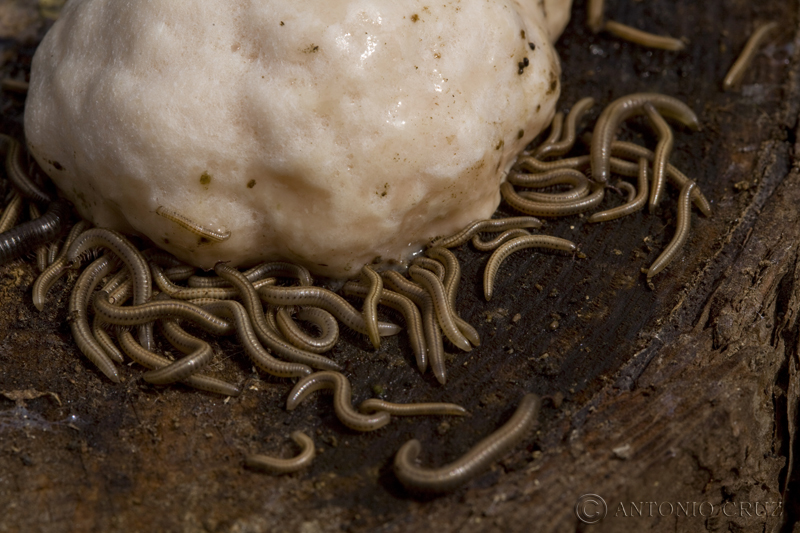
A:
<box><xmin>0</xmin><ymin>1</ymin><xmax>799</xmax><ymax>532</ymax></box>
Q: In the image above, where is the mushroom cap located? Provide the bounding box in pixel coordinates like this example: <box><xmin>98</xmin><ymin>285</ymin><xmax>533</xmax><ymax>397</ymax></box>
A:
<box><xmin>25</xmin><ymin>0</ymin><xmax>570</xmax><ymax>278</ymax></box>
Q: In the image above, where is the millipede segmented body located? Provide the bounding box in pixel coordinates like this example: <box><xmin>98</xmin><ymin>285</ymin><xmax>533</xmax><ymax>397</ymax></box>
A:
<box><xmin>2</xmin><ymin>135</ymin><xmax>52</xmax><ymax>203</ymax></box>
<box><xmin>723</xmin><ymin>22</ymin><xmax>779</xmax><ymax>91</ymax></box>
<box><xmin>245</xmin><ymin>431</ymin><xmax>316</xmax><ymax>474</ymax></box>
<box><xmin>393</xmin><ymin>393</ymin><xmax>541</xmax><ymax>493</ymax></box>
<box><xmin>0</xmin><ymin>198</ymin><xmax>70</xmax><ymax>265</ymax></box>
<box><xmin>156</xmin><ymin>205</ymin><xmax>231</xmax><ymax>242</ymax></box>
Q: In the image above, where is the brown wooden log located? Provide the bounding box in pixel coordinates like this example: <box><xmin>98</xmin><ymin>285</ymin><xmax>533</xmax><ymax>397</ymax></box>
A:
<box><xmin>0</xmin><ymin>1</ymin><xmax>798</xmax><ymax>532</ymax></box>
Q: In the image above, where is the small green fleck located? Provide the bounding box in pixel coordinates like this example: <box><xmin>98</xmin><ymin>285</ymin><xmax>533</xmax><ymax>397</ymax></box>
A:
<box><xmin>372</xmin><ymin>384</ymin><xmax>385</xmax><ymax>396</ymax></box>
<box><xmin>247</xmin><ymin>179</ymin><xmax>256</xmax><ymax>189</ymax></box>
<box><xmin>200</xmin><ymin>172</ymin><xmax>212</xmax><ymax>186</ymax></box>
<box><xmin>39</xmin><ymin>0</ymin><xmax>66</xmax><ymax>20</ymax></box>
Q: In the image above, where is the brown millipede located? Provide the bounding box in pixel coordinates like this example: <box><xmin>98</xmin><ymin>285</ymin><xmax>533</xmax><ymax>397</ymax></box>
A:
<box><xmin>507</xmin><ymin>167</ymin><xmax>590</xmax><ymax>192</ymax></box>
<box><xmin>723</xmin><ymin>22</ymin><xmax>779</xmax><ymax>91</ymax></box>
<box><xmin>429</xmin><ymin>217</ymin><xmax>542</xmax><ymax>249</ymax></box>
<box><xmin>360</xmin><ymin>264</ymin><xmax>383</xmax><ymax>349</ymax></box>
<box><xmin>0</xmin><ymin>191</ymin><xmax>23</xmax><ymax>233</ymax></box>
<box><xmin>393</xmin><ymin>393</ymin><xmax>541</xmax><ymax>493</ymax></box>
<box><xmin>381</xmin><ymin>271</ymin><xmax>447</xmax><ymax>384</ymax></box>
<box><xmin>196</xmin><ymin>298</ymin><xmax>315</xmax><ymax>378</ymax></box>
<box><xmin>501</xmin><ymin>181</ymin><xmax>604</xmax><ymax>218</ymax></box>
<box><xmin>510</xmin><ymin>171</ymin><xmax>591</xmax><ymax>205</ymax></box>
<box><xmin>342</xmin><ymin>281</ymin><xmax>427</xmax><ymax>372</ymax></box>
<box><xmin>2</xmin><ymin>135</ymin><xmax>52</xmax><ymax>203</ymax></box>
<box><xmin>425</xmin><ymin>247</ymin><xmax>480</xmax><ymax>348</ymax></box>
<box><xmin>246</xmin><ymin>262</ymin><xmax>314</xmax><ymax>285</ymax></box>
<box><xmin>529</xmin><ymin>112</ymin><xmax>564</xmax><ymax>157</ymax></box>
<box><xmin>286</xmin><ymin>371</ymin><xmax>391</xmax><ymax>432</ymax></box>
<box><xmin>145</xmin><ymin>317</ymin><xmax>215</xmax><ymax>385</ymax></box>
<box><xmin>142</xmin><ymin>248</ymin><xmax>189</xmax><ymax>269</ymax></box>
<box><xmin>245</xmin><ymin>431</ymin><xmax>316</xmax><ymax>474</ymax></box>
<box><xmin>604</xmin><ymin>20</ymin><xmax>685</xmax><ymax>51</ymax></box>
<box><xmin>67</xmin><ymin>228</ymin><xmax>155</xmax><ymax>350</ymax></box>
<box><xmin>93</xmin><ymin>290</ymin><xmax>234</xmax><ymax>335</ymax></box>
<box><xmin>408</xmin><ymin>265</ymin><xmax>472</xmax><ymax>353</ymax></box>
<box><xmin>588</xmin><ymin>159</ymin><xmax>649</xmax><ymax>223</ymax></box>
<box><xmin>411</xmin><ymin>256</ymin><xmax>446</xmax><ymax>281</ymax></box>
<box><xmin>92</xmin><ymin>314</ymin><xmax>125</xmax><ymax>364</ymax></box>
<box><xmin>587</xmin><ymin>0</ymin><xmax>605</xmax><ymax>33</ymax></box>
<box><xmin>515</xmin><ymin>154</ymin><xmax>590</xmax><ymax>174</ymax></box>
<box><xmin>423</xmin><ymin>312</ymin><xmax>446</xmax><ymax>385</ymax></box>
<box><xmin>641</xmin><ymin>102</ymin><xmax>674</xmax><ymax>212</ymax></box>
<box><xmin>263</xmin><ymin>305</ymin><xmax>280</xmax><ymax>334</ymax></box>
<box><xmin>29</xmin><ymin>204</ymin><xmax>48</xmax><ymax>272</ymax></box>
<box><xmin>423</xmin><ymin>247</ymin><xmax>459</xmax><ymax>306</ymax></box>
<box><xmin>646</xmin><ymin>181</ymin><xmax>696</xmax><ymax>282</ymax></box>
<box><xmin>471</xmin><ymin>228</ymin><xmax>531</xmax><ymax>252</ymax></box>
<box><xmin>46</xmin><ymin>240</ymin><xmax>59</xmax><ymax>265</ymax></box>
<box><xmin>1</xmin><ymin>78</ymin><xmax>29</xmax><ymax>94</ymax></box>
<box><xmin>591</xmin><ymin>93</ymin><xmax>700</xmax><ymax>184</ymax></box>
<box><xmin>484</xmin><ymin>234</ymin><xmax>577</xmax><ymax>301</ymax></box>
<box><xmin>32</xmin><ymin>255</ymin><xmax>68</xmax><ymax>311</ymax></box>
<box><xmin>160</xmin><ymin>264</ymin><xmax>197</xmax><ymax>282</ymax></box>
<box><xmin>67</xmin><ymin>255</ymin><xmax>121</xmax><ymax>382</ymax></box>
<box><xmin>187</xmin><ymin>261</ymin><xmax>313</xmax><ymax>288</ymax></box>
<box><xmin>275</xmin><ymin>307</ymin><xmax>339</xmax><ymax>354</ymax></box>
<box><xmin>156</xmin><ymin>205</ymin><xmax>231</xmax><ymax>243</ymax></box>
<box><xmin>533</xmin><ymin>97</ymin><xmax>595</xmax><ymax>159</ymax></box>
<box><xmin>255</xmin><ymin>283</ymin><xmax>402</xmax><ymax>338</ymax></box>
<box><xmin>117</xmin><ymin>328</ymin><xmax>240</xmax><ymax>396</ymax></box>
<box><xmin>106</xmin><ymin>277</ymin><xmax>133</xmax><ymax>306</ymax></box>
<box><xmin>616</xmin><ymin>181</ymin><xmax>637</xmax><ymax>202</ymax></box>
<box><xmin>610</xmin><ymin>141</ymin><xmax>712</xmax><ymax>216</ymax></box>
<box><xmin>359</xmin><ymin>399</ymin><xmax>468</xmax><ymax>417</ymax></box>
<box><xmin>152</xmin><ymin>262</ymin><xmax>274</xmax><ymax>301</ymax></box>
<box><xmin>101</xmin><ymin>267</ymin><xmax>130</xmax><ymax>296</ymax></box>
<box><xmin>35</xmin><ymin>222</ymin><xmax>92</xmax><ymax>308</ymax></box>
<box><xmin>516</xmin><ymin>182</ymin><xmax>591</xmax><ymax>204</ymax></box>
<box><xmin>213</xmin><ymin>263</ymin><xmax>343</xmax><ymax>371</ymax></box>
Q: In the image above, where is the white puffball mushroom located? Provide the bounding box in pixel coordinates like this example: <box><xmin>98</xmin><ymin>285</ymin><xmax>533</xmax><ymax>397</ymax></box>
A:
<box><xmin>25</xmin><ymin>0</ymin><xmax>572</xmax><ymax>278</ymax></box>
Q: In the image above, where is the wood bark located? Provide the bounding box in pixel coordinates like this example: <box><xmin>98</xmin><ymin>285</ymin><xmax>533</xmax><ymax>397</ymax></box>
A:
<box><xmin>0</xmin><ymin>1</ymin><xmax>798</xmax><ymax>532</ymax></box>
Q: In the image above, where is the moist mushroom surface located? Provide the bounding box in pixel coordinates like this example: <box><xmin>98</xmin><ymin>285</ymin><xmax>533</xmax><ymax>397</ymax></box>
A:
<box><xmin>25</xmin><ymin>0</ymin><xmax>573</xmax><ymax>278</ymax></box>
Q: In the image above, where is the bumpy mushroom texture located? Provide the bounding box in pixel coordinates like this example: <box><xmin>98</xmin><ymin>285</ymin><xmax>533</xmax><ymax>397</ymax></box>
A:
<box><xmin>25</xmin><ymin>0</ymin><xmax>571</xmax><ymax>278</ymax></box>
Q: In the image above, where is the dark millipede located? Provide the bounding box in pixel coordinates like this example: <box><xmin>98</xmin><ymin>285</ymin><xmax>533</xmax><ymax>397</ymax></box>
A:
<box><xmin>0</xmin><ymin>198</ymin><xmax>69</xmax><ymax>265</ymax></box>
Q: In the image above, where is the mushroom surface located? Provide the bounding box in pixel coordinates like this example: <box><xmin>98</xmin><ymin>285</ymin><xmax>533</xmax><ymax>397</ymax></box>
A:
<box><xmin>25</xmin><ymin>0</ymin><xmax>571</xmax><ymax>277</ymax></box>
